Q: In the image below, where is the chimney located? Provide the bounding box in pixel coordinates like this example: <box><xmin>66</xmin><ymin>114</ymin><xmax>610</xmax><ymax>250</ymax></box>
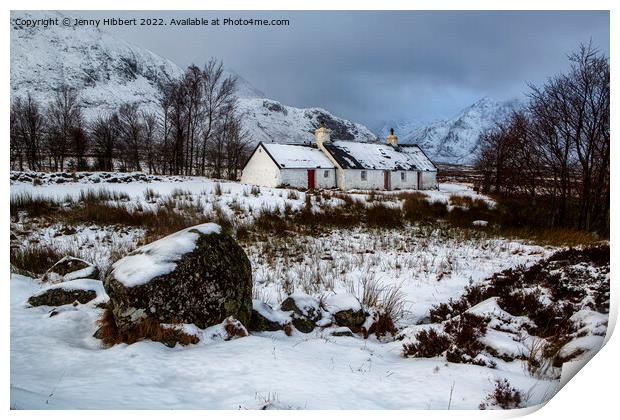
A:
<box><xmin>314</xmin><ymin>120</ymin><xmax>331</xmax><ymax>147</ymax></box>
<box><xmin>386</xmin><ymin>127</ymin><xmax>398</xmax><ymax>146</ymax></box>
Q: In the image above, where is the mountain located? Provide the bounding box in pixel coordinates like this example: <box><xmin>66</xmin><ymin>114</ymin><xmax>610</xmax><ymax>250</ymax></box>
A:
<box><xmin>10</xmin><ymin>11</ymin><xmax>376</xmax><ymax>145</ymax></box>
<box><xmin>11</xmin><ymin>11</ymin><xmax>183</xmax><ymax>121</ymax></box>
<box><xmin>379</xmin><ymin>97</ymin><xmax>522</xmax><ymax>165</ymax></box>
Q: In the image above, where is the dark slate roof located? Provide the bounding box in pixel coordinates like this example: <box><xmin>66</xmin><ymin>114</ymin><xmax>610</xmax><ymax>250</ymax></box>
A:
<box><xmin>322</xmin><ymin>141</ymin><xmax>436</xmax><ymax>171</ymax></box>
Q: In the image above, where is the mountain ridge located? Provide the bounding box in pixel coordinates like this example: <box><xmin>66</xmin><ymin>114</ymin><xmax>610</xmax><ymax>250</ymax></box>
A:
<box><xmin>10</xmin><ymin>10</ymin><xmax>377</xmax><ymax>146</ymax></box>
<box><xmin>378</xmin><ymin>97</ymin><xmax>522</xmax><ymax>164</ymax></box>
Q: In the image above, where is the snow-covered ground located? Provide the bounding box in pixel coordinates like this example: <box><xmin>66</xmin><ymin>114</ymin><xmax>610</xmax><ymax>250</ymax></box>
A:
<box><xmin>10</xmin><ymin>173</ymin><xmax>606</xmax><ymax>409</ymax></box>
<box><xmin>11</xmin><ymin>273</ymin><xmax>560</xmax><ymax>409</ymax></box>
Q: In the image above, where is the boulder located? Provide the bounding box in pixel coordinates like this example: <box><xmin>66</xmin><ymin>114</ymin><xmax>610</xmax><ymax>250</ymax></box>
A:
<box><xmin>28</xmin><ymin>279</ymin><xmax>104</xmax><ymax>307</ymax></box>
<box><xmin>280</xmin><ymin>293</ymin><xmax>321</xmax><ymax>333</ymax></box>
<box><xmin>323</xmin><ymin>293</ymin><xmax>366</xmax><ymax>328</ymax></box>
<box><xmin>331</xmin><ymin>327</ymin><xmax>354</xmax><ymax>337</ymax></box>
<box><xmin>250</xmin><ymin>300</ymin><xmax>290</xmax><ymax>331</ymax></box>
<box><xmin>42</xmin><ymin>256</ymin><xmax>100</xmax><ymax>283</ymax></box>
<box><xmin>104</xmin><ymin>223</ymin><xmax>252</xmax><ymax>333</ymax></box>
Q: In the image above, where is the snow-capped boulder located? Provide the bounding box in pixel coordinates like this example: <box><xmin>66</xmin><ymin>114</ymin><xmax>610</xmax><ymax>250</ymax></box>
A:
<box><xmin>250</xmin><ymin>300</ymin><xmax>290</xmax><ymax>332</ymax></box>
<box><xmin>28</xmin><ymin>278</ymin><xmax>104</xmax><ymax>307</ymax></box>
<box><xmin>280</xmin><ymin>293</ymin><xmax>321</xmax><ymax>333</ymax></box>
<box><xmin>42</xmin><ymin>256</ymin><xmax>100</xmax><ymax>283</ymax></box>
<box><xmin>323</xmin><ymin>293</ymin><xmax>366</xmax><ymax>328</ymax></box>
<box><xmin>324</xmin><ymin>293</ymin><xmax>366</xmax><ymax>329</ymax></box>
<box><xmin>103</xmin><ymin>223</ymin><xmax>252</xmax><ymax>333</ymax></box>
<box><xmin>331</xmin><ymin>327</ymin><xmax>354</xmax><ymax>337</ymax></box>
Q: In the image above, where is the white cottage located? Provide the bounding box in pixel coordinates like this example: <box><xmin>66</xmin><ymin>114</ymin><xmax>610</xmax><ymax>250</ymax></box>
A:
<box><xmin>240</xmin><ymin>123</ymin><xmax>437</xmax><ymax>191</ymax></box>
<box><xmin>240</xmin><ymin>142</ymin><xmax>336</xmax><ymax>189</ymax></box>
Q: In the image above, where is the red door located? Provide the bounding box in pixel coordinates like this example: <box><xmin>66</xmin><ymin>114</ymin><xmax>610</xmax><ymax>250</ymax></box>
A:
<box><xmin>307</xmin><ymin>169</ymin><xmax>315</xmax><ymax>189</ymax></box>
<box><xmin>384</xmin><ymin>170</ymin><xmax>390</xmax><ymax>190</ymax></box>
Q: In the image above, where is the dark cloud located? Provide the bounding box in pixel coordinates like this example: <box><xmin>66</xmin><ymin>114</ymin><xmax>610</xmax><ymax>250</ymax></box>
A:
<box><xmin>75</xmin><ymin>10</ymin><xmax>609</xmax><ymax>129</ymax></box>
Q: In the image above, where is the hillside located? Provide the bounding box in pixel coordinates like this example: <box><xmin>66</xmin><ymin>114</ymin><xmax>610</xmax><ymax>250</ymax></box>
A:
<box><xmin>10</xmin><ymin>11</ymin><xmax>376</xmax><ymax>145</ymax></box>
<box><xmin>379</xmin><ymin>98</ymin><xmax>522</xmax><ymax>164</ymax></box>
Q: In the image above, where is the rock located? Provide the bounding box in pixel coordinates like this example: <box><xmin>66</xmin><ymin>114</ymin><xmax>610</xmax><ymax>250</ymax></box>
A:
<box><xmin>323</xmin><ymin>293</ymin><xmax>366</xmax><ymax>328</ymax></box>
<box><xmin>42</xmin><ymin>256</ymin><xmax>100</xmax><ymax>283</ymax></box>
<box><xmin>331</xmin><ymin>327</ymin><xmax>354</xmax><ymax>337</ymax></box>
<box><xmin>280</xmin><ymin>293</ymin><xmax>321</xmax><ymax>333</ymax></box>
<box><xmin>250</xmin><ymin>300</ymin><xmax>290</xmax><ymax>331</ymax></box>
<box><xmin>104</xmin><ymin>223</ymin><xmax>252</xmax><ymax>333</ymax></box>
<box><xmin>28</xmin><ymin>279</ymin><xmax>104</xmax><ymax>307</ymax></box>
<box><xmin>333</xmin><ymin>309</ymin><xmax>366</xmax><ymax>328</ymax></box>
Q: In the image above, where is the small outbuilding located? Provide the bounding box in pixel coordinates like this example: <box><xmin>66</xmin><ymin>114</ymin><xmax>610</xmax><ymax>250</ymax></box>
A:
<box><xmin>240</xmin><ymin>142</ymin><xmax>336</xmax><ymax>189</ymax></box>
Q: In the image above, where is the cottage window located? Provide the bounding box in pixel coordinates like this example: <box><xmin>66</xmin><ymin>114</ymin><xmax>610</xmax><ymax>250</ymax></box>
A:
<box><xmin>401</xmin><ymin>172</ymin><xmax>406</xmax><ymax>181</ymax></box>
<box><xmin>361</xmin><ymin>170</ymin><xmax>367</xmax><ymax>181</ymax></box>
<box><xmin>324</xmin><ymin>170</ymin><xmax>329</xmax><ymax>178</ymax></box>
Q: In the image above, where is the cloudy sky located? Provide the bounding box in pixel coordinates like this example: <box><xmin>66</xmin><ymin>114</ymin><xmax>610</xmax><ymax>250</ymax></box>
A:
<box><xmin>78</xmin><ymin>10</ymin><xmax>608</xmax><ymax>130</ymax></box>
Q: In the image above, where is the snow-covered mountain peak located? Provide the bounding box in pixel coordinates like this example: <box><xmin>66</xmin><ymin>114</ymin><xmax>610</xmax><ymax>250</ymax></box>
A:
<box><xmin>378</xmin><ymin>97</ymin><xmax>523</xmax><ymax>165</ymax></box>
<box><xmin>11</xmin><ymin>10</ymin><xmax>375</xmax><ymax>145</ymax></box>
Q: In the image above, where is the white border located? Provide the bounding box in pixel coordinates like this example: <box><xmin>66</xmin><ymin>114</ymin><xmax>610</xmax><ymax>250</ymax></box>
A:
<box><xmin>3</xmin><ymin>2</ymin><xmax>616</xmax><ymax>420</ymax></box>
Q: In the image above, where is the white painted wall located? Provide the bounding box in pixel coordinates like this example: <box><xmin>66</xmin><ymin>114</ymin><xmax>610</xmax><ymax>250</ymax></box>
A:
<box><xmin>240</xmin><ymin>145</ymin><xmax>281</xmax><ymax>188</ymax></box>
<box><xmin>314</xmin><ymin>168</ymin><xmax>337</xmax><ymax>189</ymax></box>
<box><xmin>389</xmin><ymin>170</ymin><xmax>419</xmax><ymax>190</ymax></box>
<box><xmin>280</xmin><ymin>168</ymin><xmax>336</xmax><ymax>189</ymax></box>
<box><xmin>420</xmin><ymin>171</ymin><xmax>438</xmax><ymax>189</ymax></box>
<box><xmin>340</xmin><ymin>169</ymin><xmax>384</xmax><ymax>190</ymax></box>
<box><xmin>339</xmin><ymin>169</ymin><xmax>437</xmax><ymax>191</ymax></box>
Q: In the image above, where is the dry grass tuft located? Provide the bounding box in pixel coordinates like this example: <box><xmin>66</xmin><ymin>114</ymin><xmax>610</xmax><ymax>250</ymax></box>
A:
<box><xmin>223</xmin><ymin>317</ymin><xmax>249</xmax><ymax>340</ymax></box>
<box><xmin>10</xmin><ymin>244</ymin><xmax>64</xmax><ymax>275</ymax></box>
<box><xmin>95</xmin><ymin>308</ymin><xmax>199</xmax><ymax>347</ymax></box>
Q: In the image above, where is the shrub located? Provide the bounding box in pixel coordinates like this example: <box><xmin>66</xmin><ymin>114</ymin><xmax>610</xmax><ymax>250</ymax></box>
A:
<box><xmin>254</xmin><ymin>209</ymin><xmax>289</xmax><ymax>236</ymax></box>
<box><xmin>444</xmin><ymin>313</ymin><xmax>489</xmax><ymax>365</ymax></box>
<box><xmin>449</xmin><ymin>195</ymin><xmax>474</xmax><ymax>207</ymax></box>
<box><xmin>367</xmin><ymin>309</ymin><xmax>397</xmax><ymax>339</ymax></box>
<box><xmin>479</xmin><ymin>379</ymin><xmax>523</xmax><ymax>410</ymax></box>
<box><xmin>403</xmin><ymin>328</ymin><xmax>450</xmax><ymax>358</ymax></box>
<box><xmin>402</xmin><ymin>195</ymin><xmax>448</xmax><ymax>222</ymax></box>
<box><xmin>366</xmin><ymin>203</ymin><xmax>403</xmax><ymax>228</ymax></box>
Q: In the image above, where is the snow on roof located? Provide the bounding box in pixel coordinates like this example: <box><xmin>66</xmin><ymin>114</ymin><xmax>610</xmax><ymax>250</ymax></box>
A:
<box><xmin>323</xmin><ymin>141</ymin><xmax>436</xmax><ymax>171</ymax></box>
<box><xmin>399</xmin><ymin>145</ymin><xmax>437</xmax><ymax>171</ymax></box>
<box><xmin>111</xmin><ymin>223</ymin><xmax>222</xmax><ymax>288</ymax></box>
<box><xmin>261</xmin><ymin>143</ymin><xmax>335</xmax><ymax>169</ymax></box>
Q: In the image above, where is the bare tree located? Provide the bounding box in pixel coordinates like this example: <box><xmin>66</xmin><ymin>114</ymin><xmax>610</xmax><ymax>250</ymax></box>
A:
<box><xmin>117</xmin><ymin>103</ymin><xmax>143</xmax><ymax>171</ymax></box>
<box><xmin>90</xmin><ymin>113</ymin><xmax>118</xmax><ymax>171</ymax></box>
<box><xmin>474</xmin><ymin>42</ymin><xmax>609</xmax><ymax>234</ymax></box>
<box><xmin>142</xmin><ymin>111</ymin><xmax>159</xmax><ymax>174</ymax></box>
<box><xmin>11</xmin><ymin>95</ymin><xmax>45</xmax><ymax>170</ymax></box>
<box><xmin>46</xmin><ymin>85</ymin><xmax>81</xmax><ymax>171</ymax></box>
<box><xmin>200</xmin><ymin>59</ymin><xmax>237</xmax><ymax>176</ymax></box>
